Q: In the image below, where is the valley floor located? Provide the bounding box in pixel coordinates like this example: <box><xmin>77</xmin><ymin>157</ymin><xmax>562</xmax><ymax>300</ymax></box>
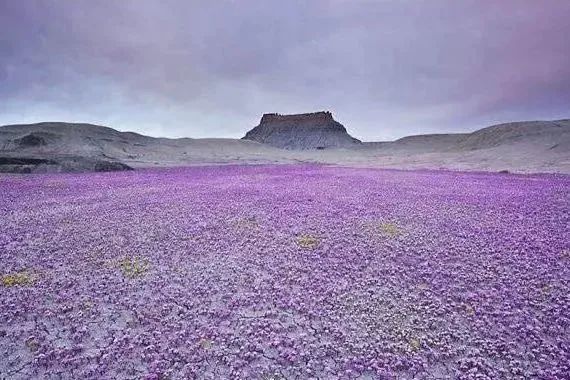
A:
<box><xmin>1</xmin><ymin>165</ymin><xmax>568</xmax><ymax>379</ymax></box>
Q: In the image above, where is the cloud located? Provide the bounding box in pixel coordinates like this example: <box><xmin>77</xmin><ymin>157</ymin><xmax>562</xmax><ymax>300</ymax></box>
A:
<box><xmin>1</xmin><ymin>0</ymin><xmax>569</xmax><ymax>140</ymax></box>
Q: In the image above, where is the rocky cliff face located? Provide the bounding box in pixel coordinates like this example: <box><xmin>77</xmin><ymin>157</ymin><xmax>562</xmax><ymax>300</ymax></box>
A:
<box><xmin>242</xmin><ymin>111</ymin><xmax>361</xmax><ymax>150</ymax></box>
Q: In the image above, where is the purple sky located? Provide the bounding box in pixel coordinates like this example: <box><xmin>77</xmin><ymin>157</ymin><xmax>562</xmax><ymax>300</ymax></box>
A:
<box><xmin>1</xmin><ymin>0</ymin><xmax>569</xmax><ymax>140</ymax></box>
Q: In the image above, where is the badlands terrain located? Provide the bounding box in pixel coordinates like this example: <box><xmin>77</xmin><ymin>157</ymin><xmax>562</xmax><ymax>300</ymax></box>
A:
<box><xmin>1</xmin><ymin>113</ymin><xmax>569</xmax><ymax>378</ymax></box>
<box><xmin>0</xmin><ymin>113</ymin><xmax>569</xmax><ymax>174</ymax></box>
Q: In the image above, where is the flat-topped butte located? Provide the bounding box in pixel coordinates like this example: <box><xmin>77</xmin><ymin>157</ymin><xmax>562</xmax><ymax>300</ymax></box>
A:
<box><xmin>243</xmin><ymin>111</ymin><xmax>362</xmax><ymax>150</ymax></box>
<box><xmin>259</xmin><ymin>111</ymin><xmax>335</xmax><ymax>125</ymax></box>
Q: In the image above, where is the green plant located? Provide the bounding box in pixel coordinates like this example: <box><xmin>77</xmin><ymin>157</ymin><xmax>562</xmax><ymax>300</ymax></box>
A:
<box><xmin>1</xmin><ymin>271</ymin><xmax>34</xmax><ymax>287</ymax></box>
<box><xmin>409</xmin><ymin>338</ymin><xmax>421</xmax><ymax>351</ymax></box>
<box><xmin>362</xmin><ymin>220</ymin><xmax>403</xmax><ymax>238</ymax></box>
<box><xmin>199</xmin><ymin>338</ymin><xmax>212</xmax><ymax>350</ymax></box>
<box><xmin>379</xmin><ymin>222</ymin><xmax>401</xmax><ymax>236</ymax></box>
<box><xmin>118</xmin><ymin>256</ymin><xmax>150</xmax><ymax>278</ymax></box>
<box><xmin>296</xmin><ymin>234</ymin><xmax>320</xmax><ymax>249</ymax></box>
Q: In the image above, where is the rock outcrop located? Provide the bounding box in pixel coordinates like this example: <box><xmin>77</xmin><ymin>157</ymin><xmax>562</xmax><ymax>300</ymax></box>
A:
<box><xmin>243</xmin><ymin>111</ymin><xmax>361</xmax><ymax>150</ymax></box>
<box><xmin>0</xmin><ymin>155</ymin><xmax>133</xmax><ymax>174</ymax></box>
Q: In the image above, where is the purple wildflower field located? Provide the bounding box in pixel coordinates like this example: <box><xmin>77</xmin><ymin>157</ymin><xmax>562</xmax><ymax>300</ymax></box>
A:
<box><xmin>1</xmin><ymin>165</ymin><xmax>569</xmax><ymax>379</ymax></box>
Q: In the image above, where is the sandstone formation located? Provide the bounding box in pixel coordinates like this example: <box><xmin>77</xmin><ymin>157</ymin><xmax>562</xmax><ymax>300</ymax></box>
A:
<box><xmin>242</xmin><ymin>111</ymin><xmax>362</xmax><ymax>150</ymax></box>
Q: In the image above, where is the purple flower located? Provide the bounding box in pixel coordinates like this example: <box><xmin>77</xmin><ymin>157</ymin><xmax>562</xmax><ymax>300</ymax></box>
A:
<box><xmin>0</xmin><ymin>165</ymin><xmax>568</xmax><ymax>378</ymax></box>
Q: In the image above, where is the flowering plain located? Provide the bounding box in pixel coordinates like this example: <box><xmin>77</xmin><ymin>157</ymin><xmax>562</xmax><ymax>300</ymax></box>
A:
<box><xmin>0</xmin><ymin>165</ymin><xmax>569</xmax><ymax>379</ymax></box>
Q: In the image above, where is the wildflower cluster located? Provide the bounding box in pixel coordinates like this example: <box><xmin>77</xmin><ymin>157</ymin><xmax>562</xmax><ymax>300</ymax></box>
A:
<box><xmin>0</xmin><ymin>165</ymin><xmax>568</xmax><ymax>379</ymax></box>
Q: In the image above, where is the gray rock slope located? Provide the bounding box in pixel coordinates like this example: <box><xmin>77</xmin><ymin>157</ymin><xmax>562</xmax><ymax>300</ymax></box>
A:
<box><xmin>0</xmin><ymin>122</ymin><xmax>294</xmax><ymax>173</ymax></box>
<box><xmin>243</xmin><ymin>112</ymin><xmax>361</xmax><ymax>150</ymax></box>
<box><xmin>349</xmin><ymin>119</ymin><xmax>570</xmax><ymax>173</ymax></box>
<box><xmin>0</xmin><ymin>118</ymin><xmax>568</xmax><ymax>174</ymax></box>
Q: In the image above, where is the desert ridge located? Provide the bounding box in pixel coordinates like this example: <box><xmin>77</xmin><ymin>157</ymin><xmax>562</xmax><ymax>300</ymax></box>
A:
<box><xmin>0</xmin><ymin>115</ymin><xmax>569</xmax><ymax>174</ymax></box>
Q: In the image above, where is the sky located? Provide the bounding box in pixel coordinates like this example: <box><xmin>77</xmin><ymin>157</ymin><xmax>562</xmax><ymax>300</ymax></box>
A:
<box><xmin>0</xmin><ymin>0</ymin><xmax>569</xmax><ymax>141</ymax></box>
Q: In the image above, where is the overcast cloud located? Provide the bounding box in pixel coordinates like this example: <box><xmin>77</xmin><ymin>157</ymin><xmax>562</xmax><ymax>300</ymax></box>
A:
<box><xmin>0</xmin><ymin>0</ymin><xmax>569</xmax><ymax>140</ymax></box>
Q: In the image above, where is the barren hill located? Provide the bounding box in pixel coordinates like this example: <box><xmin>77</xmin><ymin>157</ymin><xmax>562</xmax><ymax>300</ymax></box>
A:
<box><xmin>0</xmin><ymin>118</ymin><xmax>568</xmax><ymax>174</ymax></box>
<box><xmin>243</xmin><ymin>111</ymin><xmax>361</xmax><ymax>150</ymax></box>
<box><xmin>0</xmin><ymin>122</ymin><xmax>293</xmax><ymax>173</ymax></box>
